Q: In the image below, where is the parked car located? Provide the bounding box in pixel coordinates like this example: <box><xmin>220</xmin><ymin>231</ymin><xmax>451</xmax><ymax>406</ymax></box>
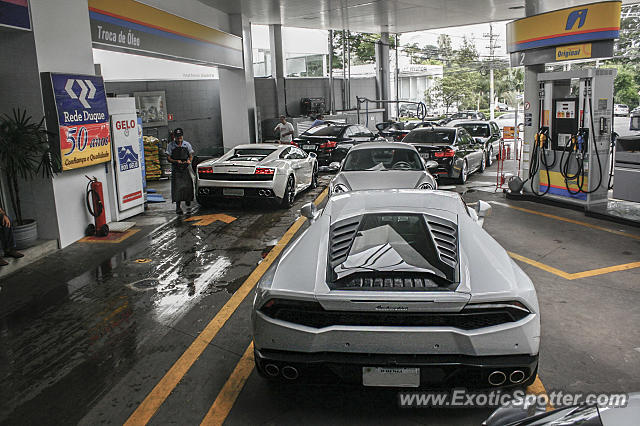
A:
<box><xmin>440</xmin><ymin>110</ymin><xmax>487</xmax><ymax>125</ymax></box>
<box><xmin>614</xmin><ymin>104</ymin><xmax>630</xmax><ymax>117</ymax></box>
<box><xmin>196</xmin><ymin>144</ymin><xmax>317</xmax><ymax>208</ymax></box>
<box><xmin>450</xmin><ymin>120</ymin><xmax>503</xmax><ymax>166</ymax></box>
<box><xmin>494</xmin><ymin>111</ymin><xmax>524</xmax><ymax>135</ymax></box>
<box><xmin>631</xmin><ymin>109</ymin><xmax>640</xmax><ymax>131</ymax></box>
<box><xmin>329</xmin><ymin>142</ymin><xmax>437</xmax><ymax>196</ymax></box>
<box><xmin>403</xmin><ymin>126</ymin><xmax>486</xmax><ymax>183</ymax></box>
<box><xmin>294</xmin><ymin>123</ymin><xmax>381</xmax><ymax>166</ymax></box>
<box><xmin>495</xmin><ymin>102</ymin><xmax>509</xmax><ymax>112</ymax></box>
<box><xmin>375</xmin><ymin>120</ymin><xmax>439</xmax><ymax>141</ymax></box>
<box><xmin>252</xmin><ymin>190</ymin><xmax>540</xmax><ymax>389</ymax></box>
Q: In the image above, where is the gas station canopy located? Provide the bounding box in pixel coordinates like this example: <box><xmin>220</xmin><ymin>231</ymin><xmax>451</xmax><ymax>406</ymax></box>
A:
<box><xmin>199</xmin><ymin>0</ymin><xmax>640</xmax><ymax>33</ymax></box>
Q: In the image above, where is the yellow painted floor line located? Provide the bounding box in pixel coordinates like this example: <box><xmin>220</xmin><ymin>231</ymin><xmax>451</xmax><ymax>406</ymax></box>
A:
<box><xmin>508</xmin><ymin>251</ymin><xmax>640</xmax><ymax>280</ymax></box>
<box><xmin>526</xmin><ymin>375</ymin><xmax>554</xmax><ymax>411</ymax></box>
<box><xmin>490</xmin><ymin>201</ymin><xmax>640</xmax><ymax>241</ymax></box>
<box><xmin>124</xmin><ymin>188</ymin><xmax>328</xmax><ymax>425</ymax></box>
<box><xmin>200</xmin><ymin>342</ymin><xmax>255</xmax><ymax>426</ymax></box>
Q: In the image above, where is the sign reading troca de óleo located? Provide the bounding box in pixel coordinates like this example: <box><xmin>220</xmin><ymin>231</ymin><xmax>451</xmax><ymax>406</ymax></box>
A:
<box><xmin>50</xmin><ymin>74</ymin><xmax>111</xmax><ymax>170</ymax></box>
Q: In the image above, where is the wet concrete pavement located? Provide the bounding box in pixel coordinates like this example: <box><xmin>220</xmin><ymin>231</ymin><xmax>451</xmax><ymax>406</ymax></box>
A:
<box><xmin>1</xmin><ymin>163</ymin><xmax>639</xmax><ymax>425</ymax></box>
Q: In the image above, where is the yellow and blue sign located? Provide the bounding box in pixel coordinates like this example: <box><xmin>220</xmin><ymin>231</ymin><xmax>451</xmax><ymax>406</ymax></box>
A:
<box><xmin>556</xmin><ymin>43</ymin><xmax>592</xmax><ymax>61</ymax></box>
<box><xmin>539</xmin><ymin>171</ymin><xmax>587</xmax><ymax>201</ymax></box>
<box><xmin>507</xmin><ymin>1</ymin><xmax>621</xmax><ymax>53</ymax></box>
<box><xmin>88</xmin><ymin>0</ymin><xmax>243</xmax><ymax>68</ymax></box>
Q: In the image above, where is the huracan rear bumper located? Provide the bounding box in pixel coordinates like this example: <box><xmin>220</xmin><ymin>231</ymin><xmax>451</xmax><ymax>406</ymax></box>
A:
<box><xmin>252</xmin><ymin>310</ymin><xmax>540</xmax><ymax>357</ymax></box>
<box><xmin>254</xmin><ymin>348</ymin><xmax>538</xmax><ymax>389</ymax></box>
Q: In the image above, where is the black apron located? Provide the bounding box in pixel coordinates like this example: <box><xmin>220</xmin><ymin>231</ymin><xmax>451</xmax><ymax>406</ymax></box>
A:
<box><xmin>170</xmin><ymin>145</ymin><xmax>194</xmax><ymax>202</ymax></box>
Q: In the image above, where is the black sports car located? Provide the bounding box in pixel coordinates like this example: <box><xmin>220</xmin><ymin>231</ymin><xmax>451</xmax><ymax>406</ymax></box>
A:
<box><xmin>403</xmin><ymin>126</ymin><xmax>486</xmax><ymax>184</ymax></box>
<box><xmin>294</xmin><ymin>123</ymin><xmax>382</xmax><ymax>166</ymax></box>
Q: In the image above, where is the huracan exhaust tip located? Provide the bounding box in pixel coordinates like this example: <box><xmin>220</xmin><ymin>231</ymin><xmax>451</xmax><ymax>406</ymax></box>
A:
<box><xmin>509</xmin><ymin>370</ymin><xmax>525</xmax><ymax>384</ymax></box>
<box><xmin>488</xmin><ymin>371</ymin><xmax>507</xmax><ymax>386</ymax></box>
<box><xmin>264</xmin><ymin>364</ymin><xmax>280</xmax><ymax>377</ymax></box>
<box><xmin>281</xmin><ymin>365</ymin><xmax>299</xmax><ymax>380</ymax></box>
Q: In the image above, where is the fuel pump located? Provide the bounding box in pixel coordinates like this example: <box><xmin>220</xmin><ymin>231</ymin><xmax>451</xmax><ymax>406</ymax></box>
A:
<box><xmin>521</xmin><ymin>68</ymin><xmax>613</xmax><ymax>209</ymax></box>
<box><xmin>525</xmin><ymin>84</ymin><xmax>556</xmax><ymax>196</ymax></box>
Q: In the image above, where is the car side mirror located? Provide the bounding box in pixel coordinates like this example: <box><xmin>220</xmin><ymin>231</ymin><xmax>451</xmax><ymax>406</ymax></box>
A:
<box><xmin>308</xmin><ymin>152</ymin><xmax>317</xmax><ymax>158</ymax></box>
<box><xmin>476</xmin><ymin>200</ymin><xmax>491</xmax><ymax>217</ymax></box>
<box><xmin>328</xmin><ymin>162</ymin><xmax>341</xmax><ymax>172</ymax></box>
<box><xmin>301</xmin><ymin>202</ymin><xmax>319</xmax><ymax>221</ymax></box>
<box><xmin>425</xmin><ymin>160</ymin><xmax>439</xmax><ymax>170</ymax></box>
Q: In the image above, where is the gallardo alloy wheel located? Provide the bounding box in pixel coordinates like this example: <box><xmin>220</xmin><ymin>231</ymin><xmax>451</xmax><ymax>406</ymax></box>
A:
<box><xmin>281</xmin><ymin>176</ymin><xmax>295</xmax><ymax>208</ymax></box>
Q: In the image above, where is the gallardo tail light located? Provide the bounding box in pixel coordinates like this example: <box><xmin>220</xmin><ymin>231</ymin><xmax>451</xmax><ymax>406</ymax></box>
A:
<box><xmin>435</xmin><ymin>148</ymin><xmax>455</xmax><ymax>158</ymax></box>
<box><xmin>319</xmin><ymin>141</ymin><xmax>337</xmax><ymax>149</ymax></box>
<box><xmin>199</xmin><ymin>166</ymin><xmax>213</xmax><ymax>174</ymax></box>
<box><xmin>255</xmin><ymin>167</ymin><xmax>275</xmax><ymax>175</ymax></box>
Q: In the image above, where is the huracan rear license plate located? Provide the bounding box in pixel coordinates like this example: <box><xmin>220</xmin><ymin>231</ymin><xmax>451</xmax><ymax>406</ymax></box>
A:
<box><xmin>302</xmin><ymin>145</ymin><xmax>316</xmax><ymax>150</ymax></box>
<box><xmin>223</xmin><ymin>188</ymin><xmax>244</xmax><ymax>196</ymax></box>
<box><xmin>362</xmin><ymin>367</ymin><xmax>420</xmax><ymax>387</ymax></box>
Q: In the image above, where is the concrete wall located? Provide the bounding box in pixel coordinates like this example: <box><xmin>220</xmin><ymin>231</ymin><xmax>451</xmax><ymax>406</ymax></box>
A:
<box><xmin>105</xmin><ymin>80</ymin><xmax>223</xmax><ymax>155</ymax></box>
<box><xmin>254</xmin><ymin>76</ymin><xmax>377</xmax><ymax>120</ymax></box>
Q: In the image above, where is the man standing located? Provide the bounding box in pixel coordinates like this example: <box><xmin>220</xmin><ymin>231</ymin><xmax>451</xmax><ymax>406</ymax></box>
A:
<box><xmin>0</xmin><ymin>206</ymin><xmax>24</xmax><ymax>267</ymax></box>
<box><xmin>166</xmin><ymin>128</ymin><xmax>194</xmax><ymax>214</ymax></box>
<box><xmin>274</xmin><ymin>115</ymin><xmax>294</xmax><ymax>144</ymax></box>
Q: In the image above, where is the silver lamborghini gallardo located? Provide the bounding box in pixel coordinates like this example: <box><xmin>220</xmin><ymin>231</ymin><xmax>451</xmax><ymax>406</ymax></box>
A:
<box><xmin>251</xmin><ymin>190</ymin><xmax>540</xmax><ymax>389</ymax></box>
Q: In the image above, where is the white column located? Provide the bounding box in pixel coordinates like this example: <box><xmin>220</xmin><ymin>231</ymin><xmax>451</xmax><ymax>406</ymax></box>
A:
<box><xmin>30</xmin><ymin>0</ymin><xmax>113</xmax><ymax>248</ymax></box>
<box><xmin>220</xmin><ymin>13</ymin><xmax>257</xmax><ymax>144</ymax></box>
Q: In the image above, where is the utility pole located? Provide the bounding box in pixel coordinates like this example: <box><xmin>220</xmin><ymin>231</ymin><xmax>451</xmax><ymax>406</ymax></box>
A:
<box><xmin>483</xmin><ymin>23</ymin><xmax>500</xmax><ymax>120</ymax></box>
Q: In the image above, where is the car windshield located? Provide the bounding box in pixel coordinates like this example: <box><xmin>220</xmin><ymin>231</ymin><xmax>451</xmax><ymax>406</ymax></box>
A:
<box><xmin>403</xmin><ymin>129</ymin><xmax>455</xmax><ymax>144</ymax></box>
<box><xmin>342</xmin><ymin>148</ymin><xmax>423</xmax><ymax>171</ymax></box>
<box><xmin>457</xmin><ymin>123</ymin><xmax>490</xmax><ymax>137</ymax></box>
<box><xmin>332</xmin><ymin>214</ymin><xmax>453</xmax><ymax>284</ymax></box>
<box><xmin>303</xmin><ymin>125</ymin><xmax>344</xmax><ymax>136</ymax></box>
<box><xmin>229</xmin><ymin>148</ymin><xmax>276</xmax><ymax>160</ymax></box>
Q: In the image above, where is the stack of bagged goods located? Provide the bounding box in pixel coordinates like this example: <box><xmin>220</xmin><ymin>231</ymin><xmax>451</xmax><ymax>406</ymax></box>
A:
<box><xmin>143</xmin><ymin>136</ymin><xmax>162</xmax><ymax>180</ymax></box>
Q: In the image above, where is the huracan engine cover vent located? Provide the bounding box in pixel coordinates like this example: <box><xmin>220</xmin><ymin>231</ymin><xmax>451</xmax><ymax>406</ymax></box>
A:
<box><xmin>329</xmin><ymin>216</ymin><xmax>362</xmax><ymax>268</ymax></box>
<box><xmin>327</xmin><ymin>213</ymin><xmax>459</xmax><ymax>289</ymax></box>
<box><xmin>425</xmin><ymin>215</ymin><xmax>458</xmax><ymax>269</ymax></box>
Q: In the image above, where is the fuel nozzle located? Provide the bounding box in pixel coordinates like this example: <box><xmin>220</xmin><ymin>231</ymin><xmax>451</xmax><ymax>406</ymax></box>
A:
<box><xmin>535</xmin><ymin>127</ymin><xmax>550</xmax><ymax>148</ymax></box>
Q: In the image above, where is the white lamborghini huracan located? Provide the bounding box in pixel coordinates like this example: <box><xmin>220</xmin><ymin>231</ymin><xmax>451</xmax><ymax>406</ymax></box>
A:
<box><xmin>252</xmin><ymin>190</ymin><xmax>540</xmax><ymax>389</ymax></box>
<box><xmin>196</xmin><ymin>144</ymin><xmax>318</xmax><ymax>208</ymax></box>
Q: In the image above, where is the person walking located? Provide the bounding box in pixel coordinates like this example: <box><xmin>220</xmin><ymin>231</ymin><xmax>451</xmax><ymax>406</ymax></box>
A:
<box><xmin>0</xmin><ymin>206</ymin><xmax>24</xmax><ymax>267</ymax></box>
<box><xmin>274</xmin><ymin>115</ymin><xmax>294</xmax><ymax>144</ymax></box>
<box><xmin>166</xmin><ymin>128</ymin><xmax>194</xmax><ymax>214</ymax></box>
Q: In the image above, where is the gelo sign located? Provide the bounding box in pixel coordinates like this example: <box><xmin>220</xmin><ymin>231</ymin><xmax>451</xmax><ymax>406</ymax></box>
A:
<box><xmin>50</xmin><ymin>74</ymin><xmax>111</xmax><ymax>171</ymax></box>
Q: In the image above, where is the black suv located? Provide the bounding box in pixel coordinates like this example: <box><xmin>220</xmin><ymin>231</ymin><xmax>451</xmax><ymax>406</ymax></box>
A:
<box><xmin>294</xmin><ymin>123</ymin><xmax>381</xmax><ymax>166</ymax></box>
<box><xmin>440</xmin><ymin>111</ymin><xmax>487</xmax><ymax>125</ymax></box>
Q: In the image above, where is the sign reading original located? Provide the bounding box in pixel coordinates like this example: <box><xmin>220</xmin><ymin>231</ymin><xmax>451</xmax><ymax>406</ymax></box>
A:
<box><xmin>49</xmin><ymin>74</ymin><xmax>111</xmax><ymax>171</ymax></box>
<box><xmin>556</xmin><ymin>44</ymin><xmax>592</xmax><ymax>61</ymax></box>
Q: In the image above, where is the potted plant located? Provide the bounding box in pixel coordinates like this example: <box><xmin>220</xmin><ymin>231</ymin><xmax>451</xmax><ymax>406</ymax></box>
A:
<box><xmin>0</xmin><ymin>109</ymin><xmax>59</xmax><ymax>248</ymax></box>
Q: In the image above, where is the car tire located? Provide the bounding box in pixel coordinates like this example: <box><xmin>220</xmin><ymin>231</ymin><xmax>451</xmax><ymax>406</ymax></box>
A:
<box><xmin>487</xmin><ymin>147</ymin><xmax>493</xmax><ymax>167</ymax></box>
<box><xmin>280</xmin><ymin>176</ymin><xmax>295</xmax><ymax>209</ymax></box>
<box><xmin>457</xmin><ymin>160</ymin><xmax>468</xmax><ymax>184</ymax></box>
<box><xmin>310</xmin><ymin>166</ymin><xmax>318</xmax><ymax>189</ymax></box>
<box><xmin>478</xmin><ymin>153</ymin><xmax>486</xmax><ymax>173</ymax></box>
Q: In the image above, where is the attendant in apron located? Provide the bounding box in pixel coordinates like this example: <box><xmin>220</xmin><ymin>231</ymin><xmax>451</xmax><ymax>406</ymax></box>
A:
<box><xmin>166</xmin><ymin>128</ymin><xmax>194</xmax><ymax>214</ymax></box>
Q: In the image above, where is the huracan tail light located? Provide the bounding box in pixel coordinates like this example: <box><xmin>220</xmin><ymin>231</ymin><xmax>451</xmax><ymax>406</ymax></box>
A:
<box><xmin>255</xmin><ymin>167</ymin><xmax>275</xmax><ymax>175</ymax></box>
<box><xmin>319</xmin><ymin>141</ymin><xmax>337</xmax><ymax>149</ymax></box>
<box><xmin>435</xmin><ymin>148</ymin><xmax>455</xmax><ymax>158</ymax></box>
<box><xmin>199</xmin><ymin>166</ymin><xmax>214</xmax><ymax>174</ymax></box>
<box><xmin>462</xmin><ymin>301</ymin><xmax>531</xmax><ymax>322</ymax></box>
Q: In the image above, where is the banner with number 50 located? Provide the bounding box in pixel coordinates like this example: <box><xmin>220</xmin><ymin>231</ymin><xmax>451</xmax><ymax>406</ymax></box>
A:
<box><xmin>59</xmin><ymin>122</ymin><xmax>111</xmax><ymax>170</ymax></box>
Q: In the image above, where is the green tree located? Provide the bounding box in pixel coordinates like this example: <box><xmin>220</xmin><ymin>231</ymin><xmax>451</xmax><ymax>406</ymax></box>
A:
<box><xmin>331</xmin><ymin>31</ymin><xmax>397</xmax><ymax>65</ymax></box>
<box><xmin>614</xmin><ymin>65</ymin><xmax>640</xmax><ymax>107</ymax></box>
<box><xmin>431</xmin><ymin>70</ymin><xmax>474</xmax><ymax>113</ymax></box>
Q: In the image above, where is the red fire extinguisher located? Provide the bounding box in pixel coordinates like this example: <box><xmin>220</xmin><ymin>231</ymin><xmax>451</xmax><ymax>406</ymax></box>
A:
<box><xmin>85</xmin><ymin>176</ymin><xmax>109</xmax><ymax>237</ymax></box>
